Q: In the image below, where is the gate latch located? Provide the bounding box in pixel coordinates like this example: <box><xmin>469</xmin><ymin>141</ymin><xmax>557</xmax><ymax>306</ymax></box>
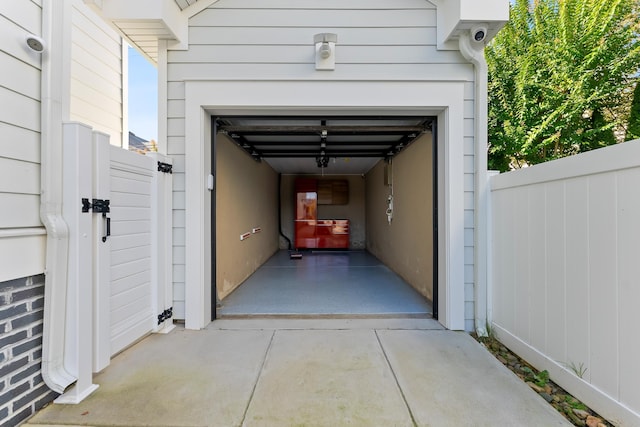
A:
<box><xmin>82</xmin><ymin>198</ymin><xmax>111</xmax><ymax>242</ymax></box>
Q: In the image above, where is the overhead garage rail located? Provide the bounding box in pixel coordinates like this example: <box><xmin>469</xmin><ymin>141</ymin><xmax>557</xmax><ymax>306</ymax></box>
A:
<box><xmin>216</xmin><ymin>116</ymin><xmax>435</xmax><ymax>161</ymax></box>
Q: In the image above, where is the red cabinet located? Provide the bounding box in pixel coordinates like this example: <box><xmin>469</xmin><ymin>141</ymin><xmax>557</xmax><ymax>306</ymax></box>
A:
<box><xmin>294</xmin><ymin>179</ymin><xmax>350</xmax><ymax>249</ymax></box>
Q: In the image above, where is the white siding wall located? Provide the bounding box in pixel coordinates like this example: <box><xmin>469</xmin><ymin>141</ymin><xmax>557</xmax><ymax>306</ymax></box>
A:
<box><xmin>463</xmin><ymin>82</ymin><xmax>476</xmax><ymax>332</ymax></box>
<box><xmin>490</xmin><ymin>140</ymin><xmax>640</xmax><ymax>426</ymax></box>
<box><xmin>0</xmin><ymin>1</ymin><xmax>46</xmax><ymax>282</ymax></box>
<box><xmin>167</xmin><ymin>0</ymin><xmax>476</xmax><ymax>325</ymax></box>
<box><xmin>70</xmin><ymin>0</ymin><xmax>123</xmax><ymax>147</ymax></box>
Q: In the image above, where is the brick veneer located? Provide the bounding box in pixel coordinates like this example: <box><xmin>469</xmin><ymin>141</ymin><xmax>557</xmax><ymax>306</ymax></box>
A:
<box><xmin>0</xmin><ymin>275</ymin><xmax>58</xmax><ymax>426</ymax></box>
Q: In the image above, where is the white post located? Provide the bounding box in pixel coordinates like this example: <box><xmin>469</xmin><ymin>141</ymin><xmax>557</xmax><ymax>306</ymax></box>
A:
<box><xmin>486</xmin><ymin>170</ymin><xmax>499</xmax><ymax>330</ymax></box>
<box><xmin>56</xmin><ymin>122</ymin><xmax>99</xmax><ymax>403</ymax></box>
<box><xmin>149</xmin><ymin>153</ymin><xmax>175</xmax><ymax>333</ymax></box>
<box><xmin>92</xmin><ymin>132</ymin><xmax>111</xmax><ymax>372</ymax></box>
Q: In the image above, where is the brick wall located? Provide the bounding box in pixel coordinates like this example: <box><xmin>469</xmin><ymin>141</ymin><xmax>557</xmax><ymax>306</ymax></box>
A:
<box><xmin>0</xmin><ymin>275</ymin><xmax>58</xmax><ymax>426</ymax></box>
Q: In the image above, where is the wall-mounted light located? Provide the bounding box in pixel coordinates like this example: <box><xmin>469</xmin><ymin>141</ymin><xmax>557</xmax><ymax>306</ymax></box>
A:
<box><xmin>314</xmin><ymin>33</ymin><xmax>337</xmax><ymax>71</ymax></box>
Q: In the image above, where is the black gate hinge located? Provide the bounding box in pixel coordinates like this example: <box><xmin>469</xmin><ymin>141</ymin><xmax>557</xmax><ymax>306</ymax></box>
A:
<box><xmin>158</xmin><ymin>162</ymin><xmax>173</xmax><ymax>174</ymax></box>
<box><xmin>82</xmin><ymin>198</ymin><xmax>110</xmax><ymax>213</ymax></box>
<box><xmin>157</xmin><ymin>307</ymin><xmax>173</xmax><ymax>325</ymax></box>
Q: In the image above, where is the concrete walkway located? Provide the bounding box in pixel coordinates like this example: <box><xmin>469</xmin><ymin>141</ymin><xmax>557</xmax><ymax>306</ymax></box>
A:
<box><xmin>26</xmin><ymin>319</ymin><xmax>570</xmax><ymax>427</ymax></box>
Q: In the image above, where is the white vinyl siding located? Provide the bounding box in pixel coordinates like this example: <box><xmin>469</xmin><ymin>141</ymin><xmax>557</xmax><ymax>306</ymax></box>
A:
<box><xmin>0</xmin><ymin>1</ymin><xmax>45</xmax><ymax>282</ymax></box>
<box><xmin>167</xmin><ymin>0</ymin><xmax>476</xmax><ymax>327</ymax></box>
<box><xmin>70</xmin><ymin>0</ymin><xmax>123</xmax><ymax>147</ymax></box>
<box><xmin>463</xmin><ymin>82</ymin><xmax>476</xmax><ymax>332</ymax></box>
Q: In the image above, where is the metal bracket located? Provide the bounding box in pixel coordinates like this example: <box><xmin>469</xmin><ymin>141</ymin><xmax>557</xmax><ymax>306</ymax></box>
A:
<box><xmin>82</xmin><ymin>198</ymin><xmax>110</xmax><ymax>213</ymax></box>
<box><xmin>157</xmin><ymin>307</ymin><xmax>173</xmax><ymax>325</ymax></box>
<box><xmin>82</xmin><ymin>198</ymin><xmax>111</xmax><ymax>242</ymax></box>
<box><xmin>157</xmin><ymin>162</ymin><xmax>173</xmax><ymax>174</ymax></box>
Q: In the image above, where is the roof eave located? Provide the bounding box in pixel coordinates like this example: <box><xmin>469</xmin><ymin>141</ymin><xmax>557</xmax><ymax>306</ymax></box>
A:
<box><xmin>431</xmin><ymin>0</ymin><xmax>510</xmax><ymax>50</ymax></box>
<box><xmin>84</xmin><ymin>0</ymin><xmax>199</xmax><ymax>63</ymax></box>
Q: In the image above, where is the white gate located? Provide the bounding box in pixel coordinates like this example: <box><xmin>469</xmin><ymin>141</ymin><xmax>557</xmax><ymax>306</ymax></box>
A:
<box><xmin>108</xmin><ymin>147</ymin><xmax>156</xmax><ymax>355</ymax></box>
<box><xmin>61</xmin><ymin>123</ymin><xmax>173</xmax><ymax>402</ymax></box>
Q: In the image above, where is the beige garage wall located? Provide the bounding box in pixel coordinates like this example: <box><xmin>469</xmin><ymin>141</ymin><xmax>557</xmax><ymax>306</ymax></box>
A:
<box><xmin>280</xmin><ymin>175</ymin><xmax>366</xmax><ymax>249</ymax></box>
<box><xmin>216</xmin><ymin>134</ymin><xmax>279</xmax><ymax>299</ymax></box>
<box><xmin>365</xmin><ymin>134</ymin><xmax>433</xmax><ymax>300</ymax></box>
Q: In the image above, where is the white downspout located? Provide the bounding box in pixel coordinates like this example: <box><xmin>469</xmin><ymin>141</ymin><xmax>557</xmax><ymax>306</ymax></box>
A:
<box><xmin>41</xmin><ymin>0</ymin><xmax>77</xmax><ymax>393</ymax></box>
<box><xmin>459</xmin><ymin>31</ymin><xmax>490</xmax><ymax>337</ymax></box>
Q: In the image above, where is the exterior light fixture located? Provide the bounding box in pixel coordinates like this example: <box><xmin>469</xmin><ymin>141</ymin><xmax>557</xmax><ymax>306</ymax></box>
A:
<box><xmin>314</xmin><ymin>33</ymin><xmax>337</xmax><ymax>71</ymax></box>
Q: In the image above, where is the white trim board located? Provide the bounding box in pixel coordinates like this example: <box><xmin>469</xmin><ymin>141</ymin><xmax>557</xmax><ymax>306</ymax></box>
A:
<box><xmin>183</xmin><ymin>80</ymin><xmax>466</xmax><ymax>330</ymax></box>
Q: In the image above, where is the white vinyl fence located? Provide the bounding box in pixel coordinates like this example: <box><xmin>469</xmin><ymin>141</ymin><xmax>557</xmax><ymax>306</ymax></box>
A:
<box><xmin>490</xmin><ymin>140</ymin><xmax>640</xmax><ymax>426</ymax></box>
<box><xmin>61</xmin><ymin>122</ymin><xmax>173</xmax><ymax>402</ymax></box>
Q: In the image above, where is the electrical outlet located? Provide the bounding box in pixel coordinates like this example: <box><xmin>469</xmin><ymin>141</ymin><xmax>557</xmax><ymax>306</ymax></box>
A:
<box><xmin>252</xmin><ymin>227</ymin><xmax>262</xmax><ymax>234</ymax></box>
<box><xmin>240</xmin><ymin>232</ymin><xmax>251</xmax><ymax>241</ymax></box>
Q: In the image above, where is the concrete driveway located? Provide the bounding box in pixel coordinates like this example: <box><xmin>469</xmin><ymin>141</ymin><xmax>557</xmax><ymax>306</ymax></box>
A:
<box><xmin>25</xmin><ymin>319</ymin><xmax>570</xmax><ymax>427</ymax></box>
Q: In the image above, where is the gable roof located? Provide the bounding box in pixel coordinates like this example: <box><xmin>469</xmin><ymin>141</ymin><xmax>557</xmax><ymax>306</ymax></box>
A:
<box><xmin>128</xmin><ymin>132</ymin><xmax>151</xmax><ymax>152</ymax></box>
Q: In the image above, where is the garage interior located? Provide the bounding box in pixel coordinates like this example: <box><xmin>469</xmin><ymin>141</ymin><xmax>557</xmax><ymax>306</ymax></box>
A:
<box><xmin>211</xmin><ymin>115</ymin><xmax>437</xmax><ymax>319</ymax></box>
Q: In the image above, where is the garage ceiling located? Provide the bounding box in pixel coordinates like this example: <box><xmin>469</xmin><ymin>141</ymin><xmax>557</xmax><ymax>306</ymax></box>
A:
<box><xmin>215</xmin><ymin>116</ymin><xmax>434</xmax><ymax>175</ymax></box>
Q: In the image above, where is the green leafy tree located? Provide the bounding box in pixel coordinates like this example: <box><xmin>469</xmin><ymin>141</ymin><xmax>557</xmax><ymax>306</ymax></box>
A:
<box><xmin>486</xmin><ymin>0</ymin><xmax>640</xmax><ymax>171</ymax></box>
<box><xmin>629</xmin><ymin>82</ymin><xmax>640</xmax><ymax>140</ymax></box>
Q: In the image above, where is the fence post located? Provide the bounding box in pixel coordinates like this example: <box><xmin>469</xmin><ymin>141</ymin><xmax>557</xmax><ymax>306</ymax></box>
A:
<box><xmin>56</xmin><ymin>122</ymin><xmax>99</xmax><ymax>403</ymax></box>
<box><xmin>486</xmin><ymin>170</ymin><xmax>500</xmax><ymax>331</ymax></box>
<box><xmin>92</xmin><ymin>131</ymin><xmax>111</xmax><ymax>372</ymax></box>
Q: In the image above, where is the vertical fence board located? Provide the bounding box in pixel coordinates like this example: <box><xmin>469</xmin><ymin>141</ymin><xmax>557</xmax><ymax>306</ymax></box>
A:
<box><xmin>491</xmin><ymin>191</ymin><xmax>505</xmax><ymax>327</ymax></box>
<box><xmin>564</xmin><ymin>178</ymin><xmax>590</xmax><ymax>380</ymax></box>
<box><xmin>617</xmin><ymin>168</ymin><xmax>640</xmax><ymax>412</ymax></box>
<box><xmin>587</xmin><ymin>174</ymin><xmax>619</xmax><ymax>399</ymax></box>
<box><xmin>528</xmin><ymin>185</ymin><xmax>546</xmax><ymax>351</ymax></box>
<box><xmin>513</xmin><ymin>188</ymin><xmax>530</xmax><ymax>341</ymax></box>
<box><xmin>545</xmin><ymin>180</ymin><xmax>566</xmax><ymax>363</ymax></box>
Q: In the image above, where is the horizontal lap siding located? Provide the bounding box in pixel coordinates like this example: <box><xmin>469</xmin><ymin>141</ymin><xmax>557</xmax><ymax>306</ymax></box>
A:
<box><xmin>463</xmin><ymin>82</ymin><xmax>475</xmax><ymax>331</ymax></box>
<box><xmin>0</xmin><ymin>1</ymin><xmax>45</xmax><ymax>284</ymax></box>
<box><xmin>167</xmin><ymin>0</ymin><xmax>474</xmax><ymax>321</ymax></box>
<box><xmin>70</xmin><ymin>0</ymin><xmax>123</xmax><ymax>147</ymax></box>
<box><xmin>0</xmin><ymin>5</ymin><xmax>54</xmax><ymax>426</ymax></box>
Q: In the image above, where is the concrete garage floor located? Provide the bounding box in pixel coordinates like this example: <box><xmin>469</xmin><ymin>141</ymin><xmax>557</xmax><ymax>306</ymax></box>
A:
<box><xmin>218</xmin><ymin>251</ymin><xmax>433</xmax><ymax>318</ymax></box>
<box><xmin>26</xmin><ymin>319</ymin><xmax>570</xmax><ymax>427</ymax></box>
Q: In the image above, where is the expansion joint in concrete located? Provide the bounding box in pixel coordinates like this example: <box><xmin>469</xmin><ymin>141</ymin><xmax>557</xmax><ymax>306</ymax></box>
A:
<box><xmin>374</xmin><ymin>329</ymin><xmax>418</xmax><ymax>427</ymax></box>
<box><xmin>240</xmin><ymin>329</ymin><xmax>276</xmax><ymax>426</ymax></box>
